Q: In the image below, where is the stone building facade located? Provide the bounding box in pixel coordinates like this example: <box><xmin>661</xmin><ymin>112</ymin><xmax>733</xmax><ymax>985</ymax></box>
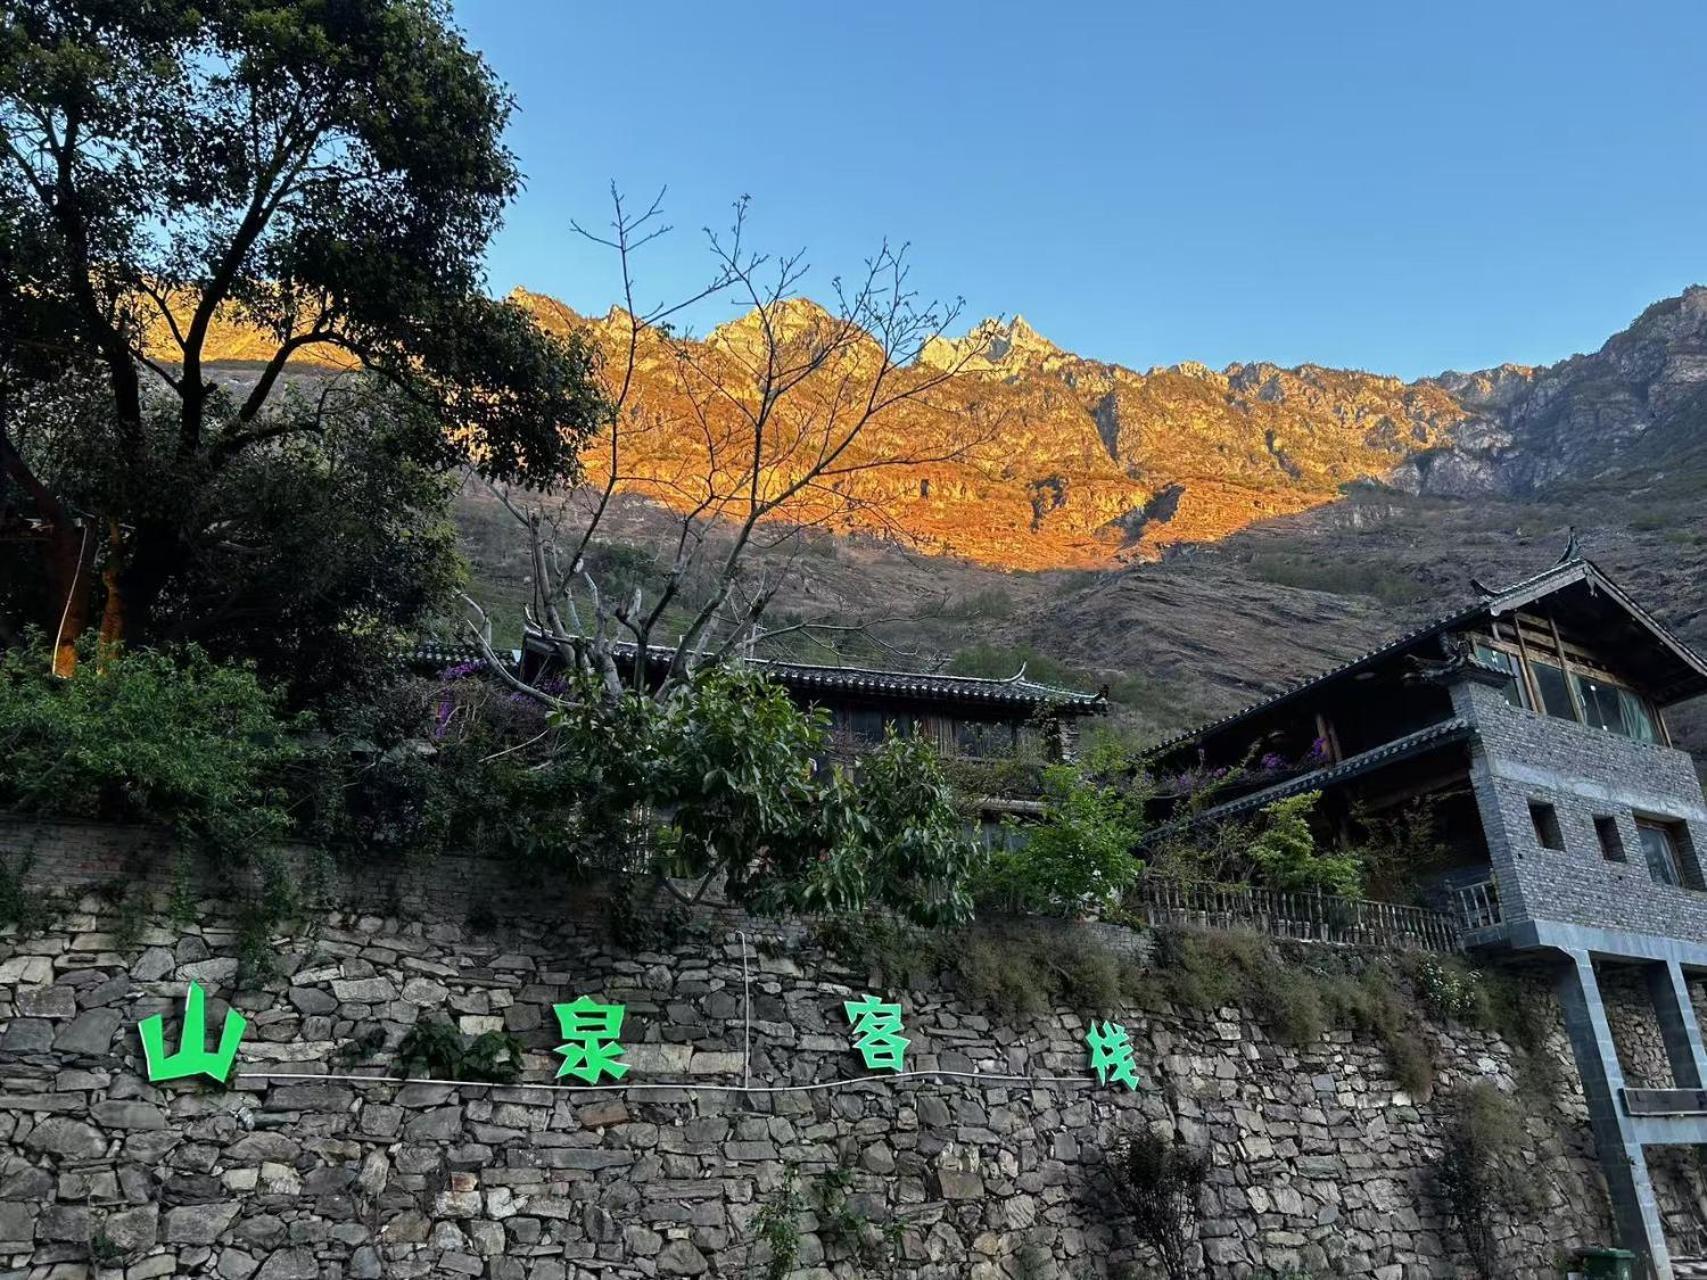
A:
<box><xmin>3</xmin><ymin>817</ymin><xmax>1700</xmax><ymax>1280</ymax></box>
<box><xmin>1147</xmin><ymin>555</ymin><xmax>1707</xmax><ymax>1277</ymax></box>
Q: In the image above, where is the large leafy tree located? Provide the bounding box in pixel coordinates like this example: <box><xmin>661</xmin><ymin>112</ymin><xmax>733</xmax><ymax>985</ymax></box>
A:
<box><xmin>0</xmin><ymin>0</ymin><xmax>607</xmax><ymax>672</ymax></box>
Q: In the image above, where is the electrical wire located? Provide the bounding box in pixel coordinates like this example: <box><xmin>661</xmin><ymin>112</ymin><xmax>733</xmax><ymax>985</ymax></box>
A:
<box><xmin>50</xmin><ymin>518</ymin><xmax>89</xmax><ymax>675</ymax></box>
<box><xmin>234</xmin><ymin>1067</ymin><xmax>1096</xmax><ymax>1094</ymax></box>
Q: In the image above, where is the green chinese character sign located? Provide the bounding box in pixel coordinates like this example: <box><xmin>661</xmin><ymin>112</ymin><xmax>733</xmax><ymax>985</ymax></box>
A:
<box><xmin>139</xmin><ymin>982</ymin><xmax>247</xmax><ymax>1084</ymax></box>
<box><xmin>1085</xmin><ymin>1020</ymin><xmax>1141</xmax><ymax>1091</ymax></box>
<box><xmin>844</xmin><ymin>994</ymin><xmax>909</xmax><ymax>1073</ymax></box>
<box><xmin>553</xmin><ymin>997</ymin><xmax>630</xmax><ymax>1083</ymax></box>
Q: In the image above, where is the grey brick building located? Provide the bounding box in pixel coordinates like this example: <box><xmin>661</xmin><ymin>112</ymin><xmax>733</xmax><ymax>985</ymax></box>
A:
<box><xmin>1149</xmin><ymin>554</ymin><xmax>1707</xmax><ymax>1277</ymax></box>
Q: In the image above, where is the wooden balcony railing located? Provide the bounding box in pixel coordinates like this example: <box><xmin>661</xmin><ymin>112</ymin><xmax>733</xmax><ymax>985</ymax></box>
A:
<box><xmin>1130</xmin><ymin>877</ymin><xmax>1463</xmax><ymax>954</ymax></box>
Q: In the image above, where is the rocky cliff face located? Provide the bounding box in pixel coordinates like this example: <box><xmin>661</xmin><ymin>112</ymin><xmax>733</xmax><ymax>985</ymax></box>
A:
<box><xmin>194</xmin><ymin>284</ymin><xmax>1707</xmax><ymax>571</ymax></box>
<box><xmin>1397</xmin><ymin>286</ymin><xmax>1707</xmax><ymax>497</ymax></box>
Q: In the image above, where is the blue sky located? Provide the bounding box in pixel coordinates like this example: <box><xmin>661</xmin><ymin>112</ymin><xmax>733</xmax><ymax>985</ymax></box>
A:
<box><xmin>454</xmin><ymin>1</ymin><xmax>1706</xmax><ymax>380</ymax></box>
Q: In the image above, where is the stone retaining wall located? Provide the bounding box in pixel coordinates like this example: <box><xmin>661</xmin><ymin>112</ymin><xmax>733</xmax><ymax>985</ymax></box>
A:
<box><xmin>0</xmin><ymin>818</ymin><xmax>1679</xmax><ymax>1279</ymax></box>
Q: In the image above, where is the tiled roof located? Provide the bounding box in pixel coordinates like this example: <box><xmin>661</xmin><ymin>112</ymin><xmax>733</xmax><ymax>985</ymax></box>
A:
<box><xmin>1144</xmin><ymin>557</ymin><xmax>1707</xmax><ymax>758</ymax></box>
<box><xmin>405</xmin><ymin>641</ymin><xmax>520</xmax><ymax>673</ymax></box>
<box><xmin>1151</xmin><ymin>717</ymin><xmax>1474</xmax><ymax>834</ymax></box>
<box><xmin>520</xmin><ymin>630</ymin><xmax>1106</xmax><ymax>714</ymax></box>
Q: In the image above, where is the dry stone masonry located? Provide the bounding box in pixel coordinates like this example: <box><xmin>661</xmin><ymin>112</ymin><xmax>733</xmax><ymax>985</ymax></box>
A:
<box><xmin>0</xmin><ymin>818</ymin><xmax>1698</xmax><ymax>1279</ymax></box>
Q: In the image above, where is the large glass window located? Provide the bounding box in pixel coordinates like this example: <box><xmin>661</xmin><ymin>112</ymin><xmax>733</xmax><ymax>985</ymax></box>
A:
<box><xmin>1475</xmin><ymin>625</ymin><xmax>1666</xmax><ymax>744</ymax></box>
<box><xmin>1474</xmin><ymin>644</ymin><xmax>1528</xmax><ymax>709</ymax></box>
<box><xmin>1530</xmin><ymin>659</ymin><xmax>1578</xmax><ymax>721</ymax></box>
<box><xmin>1572</xmin><ymin>672</ymin><xmax>1627</xmax><ymax>734</ymax></box>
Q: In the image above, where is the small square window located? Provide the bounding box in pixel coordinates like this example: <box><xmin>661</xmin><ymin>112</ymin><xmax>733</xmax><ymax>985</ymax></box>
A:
<box><xmin>1530</xmin><ymin>801</ymin><xmax>1566</xmax><ymax>851</ymax></box>
<box><xmin>1637</xmin><ymin>819</ymin><xmax>1701</xmax><ymax>890</ymax></box>
<box><xmin>1594</xmin><ymin>816</ymin><xmax>1626</xmax><ymax>863</ymax></box>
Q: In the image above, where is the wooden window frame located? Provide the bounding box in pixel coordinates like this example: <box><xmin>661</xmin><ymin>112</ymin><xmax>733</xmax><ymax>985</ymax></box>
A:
<box><xmin>1480</xmin><ymin>621</ymin><xmax>1665</xmax><ymax>741</ymax></box>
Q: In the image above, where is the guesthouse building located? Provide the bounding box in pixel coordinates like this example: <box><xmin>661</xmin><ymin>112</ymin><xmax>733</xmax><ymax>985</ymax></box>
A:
<box><xmin>1149</xmin><ymin>552</ymin><xmax>1707</xmax><ymax>1277</ymax></box>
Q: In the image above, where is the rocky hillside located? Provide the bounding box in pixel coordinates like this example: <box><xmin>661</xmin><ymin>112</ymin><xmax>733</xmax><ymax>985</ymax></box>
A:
<box><xmin>509</xmin><ymin>283</ymin><xmax>1707</xmax><ymax>569</ymax></box>
<box><xmin>190</xmin><ymin>283</ymin><xmax>1707</xmax><ymax>572</ymax></box>
<box><xmin>1396</xmin><ymin>286</ymin><xmax>1707</xmax><ymax>498</ymax></box>
<box><xmin>194</xmin><ymin>282</ymin><xmax>1707</xmax><ymax>743</ymax></box>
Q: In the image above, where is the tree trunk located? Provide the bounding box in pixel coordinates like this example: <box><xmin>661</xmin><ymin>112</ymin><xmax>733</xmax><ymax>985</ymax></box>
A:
<box><xmin>96</xmin><ymin>518</ymin><xmax>126</xmax><ymax>665</ymax></box>
<box><xmin>114</xmin><ymin>518</ymin><xmax>183</xmax><ymax>646</ymax></box>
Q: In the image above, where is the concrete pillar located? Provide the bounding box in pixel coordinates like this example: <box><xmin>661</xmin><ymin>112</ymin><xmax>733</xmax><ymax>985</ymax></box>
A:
<box><xmin>1645</xmin><ymin>960</ymin><xmax>1707</xmax><ymax>1090</ymax></box>
<box><xmin>1557</xmin><ymin>949</ymin><xmax>1673</xmax><ymax>1278</ymax></box>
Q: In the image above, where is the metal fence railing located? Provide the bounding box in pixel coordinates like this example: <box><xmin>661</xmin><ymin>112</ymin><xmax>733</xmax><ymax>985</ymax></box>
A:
<box><xmin>1130</xmin><ymin>877</ymin><xmax>1463</xmax><ymax>954</ymax></box>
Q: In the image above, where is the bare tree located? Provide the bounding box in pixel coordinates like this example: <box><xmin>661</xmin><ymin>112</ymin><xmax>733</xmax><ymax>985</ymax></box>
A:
<box><xmin>466</xmin><ymin>191</ymin><xmax>996</xmax><ymax>705</ymax></box>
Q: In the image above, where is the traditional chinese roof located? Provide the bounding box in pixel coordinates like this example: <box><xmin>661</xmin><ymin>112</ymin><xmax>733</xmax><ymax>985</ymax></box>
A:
<box><xmin>1155</xmin><ymin>718</ymin><xmax>1475</xmax><ymax>834</ymax></box>
<box><xmin>520</xmin><ymin>629</ymin><xmax>1106</xmax><ymax>716</ymax></box>
<box><xmin>1147</xmin><ymin>556</ymin><xmax>1707</xmax><ymax>759</ymax></box>
<box><xmin>405</xmin><ymin>640</ymin><xmax>520</xmax><ymax>674</ymax></box>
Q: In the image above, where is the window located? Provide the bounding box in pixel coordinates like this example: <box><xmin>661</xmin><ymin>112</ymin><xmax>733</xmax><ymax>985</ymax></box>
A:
<box><xmin>1571</xmin><ymin>672</ymin><xmax>1661</xmax><ymax>742</ymax></box>
<box><xmin>1638</xmin><ymin>821</ymin><xmax>1682</xmax><ymax>886</ymax></box>
<box><xmin>1530</xmin><ymin>801</ymin><xmax>1566</xmax><ymax>851</ymax></box>
<box><xmin>1530</xmin><ymin>660</ymin><xmax>1578</xmax><ymax>722</ymax></box>
<box><xmin>1572</xmin><ymin>672</ymin><xmax>1627</xmax><ymax>734</ymax></box>
<box><xmin>1594</xmin><ymin>815</ymin><xmax>1626</xmax><ymax>862</ymax></box>
<box><xmin>1474</xmin><ymin>644</ymin><xmax>1529</xmax><ymax>710</ymax></box>
<box><xmin>1481</xmin><ymin>618</ymin><xmax>1668</xmax><ymax>743</ymax></box>
<box><xmin>1618</xmin><ymin>689</ymin><xmax>1660</xmax><ymax>744</ymax></box>
<box><xmin>955</xmin><ymin>720</ymin><xmax>1016</xmax><ymax>759</ymax></box>
<box><xmin>846</xmin><ymin>708</ymin><xmax>884</xmax><ymax>743</ymax></box>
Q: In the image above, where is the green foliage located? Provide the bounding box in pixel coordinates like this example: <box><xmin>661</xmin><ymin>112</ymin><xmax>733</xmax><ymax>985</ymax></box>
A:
<box><xmin>753</xmin><ymin>1165</ymin><xmax>805</xmax><ymax>1280</ymax></box>
<box><xmin>541</xmin><ymin>667</ymin><xmax>983</xmax><ymax>928</ymax></box>
<box><xmin>330</xmin><ymin>1025</ymin><xmax>387</xmax><ymax>1069</ymax></box>
<box><xmin>0</xmin><ymin>0</ymin><xmax>606</xmax><ymax>653</ymax></box>
<box><xmin>813</xmin><ymin>1164</ymin><xmax>903</xmax><ymax>1272</ymax></box>
<box><xmin>1106</xmin><ymin>1128</ymin><xmax>1209</xmax><ymax>1280</ymax></box>
<box><xmin>0</xmin><ymin>641</ymin><xmax>299</xmax><ymax>855</ymax></box>
<box><xmin>938</xmin><ymin>753</ymin><xmax>1046</xmax><ymax>801</ymax></box>
<box><xmin>819</xmin><ymin>917</ymin><xmax>1146</xmax><ymax>1020</ymax></box>
<box><xmin>1248</xmin><ymin>792</ymin><xmax>1363</xmax><ymax>896</ymax></box>
<box><xmin>1409</xmin><ymin>956</ymin><xmax>1489</xmax><ymax>1024</ymax></box>
<box><xmin>395</xmin><ymin>1018</ymin><xmax>525</xmax><ymax>1084</ymax></box>
<box><xmin>817</xmin><ymin>730</ymin><xmax>984</xmax><ymax>927</ymax></box>
<box><xmin>1141</xmin><ymin>929</ymin><xmax>1437</xmax><ymax>1091</ymax></box>
<box><xmin>954</xmin><ymin>927</ymin><xmax>1144</xmax><ymax>1018</ymax></box>
<box><xmin>981</xmin><ymin>748</ymin><xmax>1147</xmax><ymax>916</ymax></box>
<box><xmin>1438</xmin><ymin>1081</ymin><xmax>1528</xmax><ymax>1280</ymax></box>
<box><xmin>1345</xmin><ymin>798</ymin><xmax>1457</xmax><ymax>904</ymax></box>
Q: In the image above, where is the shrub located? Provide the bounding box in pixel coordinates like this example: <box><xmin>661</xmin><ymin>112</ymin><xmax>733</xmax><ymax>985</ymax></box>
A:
<box><xmin>980</xmin><ymin>758</ymin><xmax>1146</xmax><ymax>916</ymax></box>
<box><xmin>1410</xmin><ymin>956</ymin><xmax>1489</xmax><ymax>1024</ymax></box>
<box><xmin>1248</xmin><ymin>792</ymin><xmax>1364</xmax><ymax>897</ymax></box>
<box><xmin>0</xmin><ymin>640</ymin><xmax>299</xmax><ymax>855</ymax></box>
<box><xmin>1107</xmin><ymin>1127</ymin><xmax>1210</xmax><ymax>1280</ymax></box>
<box><xmin>0</xmin><ymin>854</ymin><xmax>53</xmax><ymax>935</ymax></box>
<box><xmin>753</xmin><ymin>1165</ymin><xmax>805</xmax><ymax>1280</ymax></box>
<box><xmin>1143</xmin><ymin>930</ymin><xmax>1439</xmax><ymax>1084</ymax></box>
<box><xmin>395</xmin><ymin>1018</ymin><xmax>525</xmax><ymax>1083</ymax></box>
<box><xmin>1438</xmin><ymin>1081</ymin><xmax>1528</xmax><ymax>1279</ymax></box>
<box><xmin>819</xmin><ymin>918</ymin><xmax>1144</xmax><ymax>1020</ymax></box>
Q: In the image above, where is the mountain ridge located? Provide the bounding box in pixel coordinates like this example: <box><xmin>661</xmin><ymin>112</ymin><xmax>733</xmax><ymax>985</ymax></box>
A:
<box><xmin>188</xmin><ymin>282</ymin><xmax>1707</xmax><ymax>571</ymax></box>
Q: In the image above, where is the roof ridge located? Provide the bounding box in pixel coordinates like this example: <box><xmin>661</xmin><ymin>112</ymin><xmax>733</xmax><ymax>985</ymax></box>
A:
<box><xmin>1144</xmin><ymin>554</ymin><xmax>1707</xmax><ymax>758</ymax></box>
<box><xmin>518</xmin><ymin>626</ymin><xmax>1104</xmax><ymax>705</ymax></box>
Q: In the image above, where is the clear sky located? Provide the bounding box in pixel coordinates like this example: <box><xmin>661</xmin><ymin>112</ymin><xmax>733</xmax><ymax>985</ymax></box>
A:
<box><xmin>453</xmin><ymin>1</ymin><xmax>1707</xmax><ymax>380</ymax></box>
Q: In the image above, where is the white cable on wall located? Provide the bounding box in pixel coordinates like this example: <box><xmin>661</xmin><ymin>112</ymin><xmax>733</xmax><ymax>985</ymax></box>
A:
<box><xmin>235</xmin><ymin>1067</ymin><xmax>1099</xmax><ymax>1094</ymax></box>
